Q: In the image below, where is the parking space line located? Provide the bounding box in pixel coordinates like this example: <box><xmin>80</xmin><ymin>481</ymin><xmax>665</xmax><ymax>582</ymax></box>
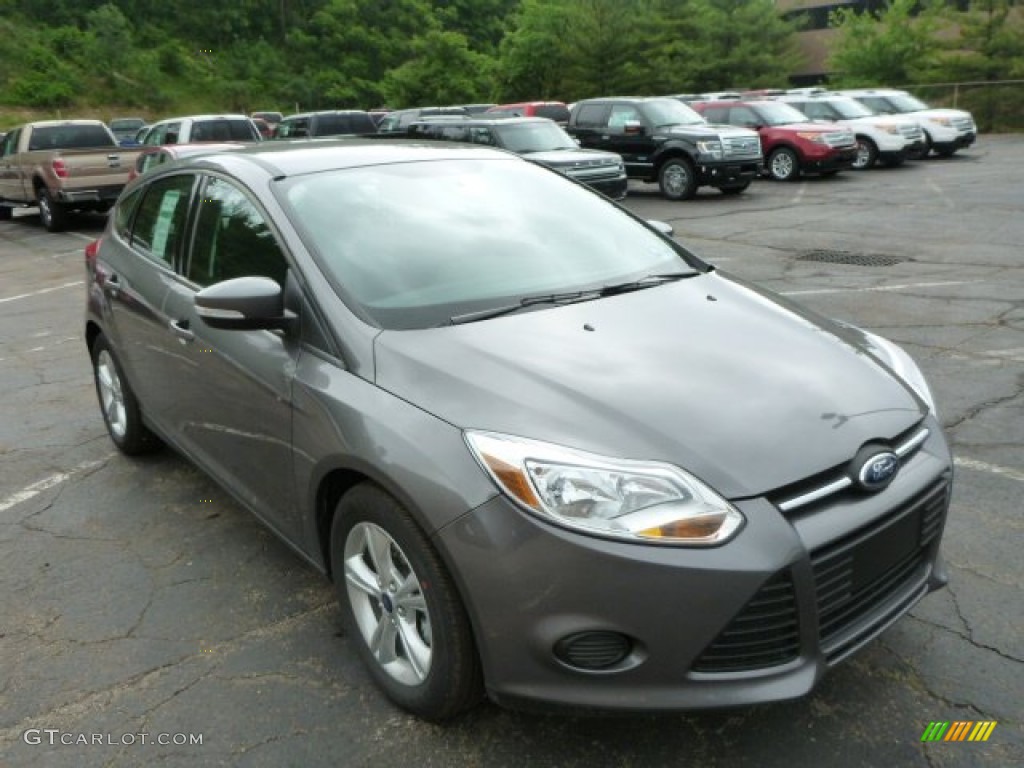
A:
<box><xmin>0</xmin><ymin>456</ymin><xmax>112</xmax><ymax>514</ymax></box>
<box><xmin>781</xmin><ymin>280</ymin><xmax>981</xmax><ymax>296</ymax></box>
<box><xmin>0</xmin><ymin>281</ymin><xmax>84</xmax><ymax>305</ymax></box>
<box><xmin>954</xmin><ymin>457</ymin><xmax>1024</xmax><ymax>484</ymax></box>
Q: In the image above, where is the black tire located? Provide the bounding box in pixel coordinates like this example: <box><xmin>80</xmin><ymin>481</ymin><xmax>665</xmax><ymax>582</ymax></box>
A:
<box><xmin>718</xmin><ymin>181</ymin><xmax>750</xmax><ymax>195</ymax></box>
<box><xmin>90</xmin><ymin>334</ymin><xmax>161</xmax><ymax>455</ymax></box>
<box><xmin>922</xmin><ymin>132</ymin><xmax>935</xmax><ymax>158</ymax></box>
<box><xmin>657</xmin><ymin>157</ymin><xmax>698</xmax><ymax>201</ymax></box>
<box><xmin>882</xmin><ymin>154</ymin><xmax>906</xmax><ymax>168</ymax></box>
<box><xmin>37</xmin><ymin>187</ymin><xmax>68</xmax><ymax>232</ymax></box>
<box><xmin>767</xmin><ymin>147</ymin><xmax>800</xmax><ymax>181</ymax></box>
<box><xmin>851</xmin><ymin>137</ymin><xmax>878</xmax><ymax>170</ymax></box>
<box><xmin>331</xmin><ymin>483</ymin><xmax>482</xmax><ymax>721</ymax></box>
<box><xmin>935</xmin><ymin>146</ymin><xmax>957</xmax><ymax>158</ymax></box>
<box><xmin>0</xmin><ymin>205</ymin><xmax>12</xmax><ymax>221</ymax></box>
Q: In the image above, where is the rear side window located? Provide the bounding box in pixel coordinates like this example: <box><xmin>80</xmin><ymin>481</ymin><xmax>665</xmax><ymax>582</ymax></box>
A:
<box><xmin>276</xmin><ymin>118</ymin><xmax>308</xmax><ymax>138</ymax></box>
<box><xmin>191</xmin><ymin>119</ymin><xmax>257</xmax><ymax>142</ymax></box>
<box><xmin>27</xmin><ymin>125</ymin><xmax>115</xmax><ymax>150</ymax></box>
<box><xmin>187</xmin><ymin>176</ymin><xmax>287</xmax><ymax>287</ymax></box>
<box><xmin>573</xmin><ymin>104</ymin><xmax>609</xmax><ymax>128</ymax></box>
<box><xmin>113</xmin><ymin>187</ymin><xmax>143</xmax><ymax>240</ymax></box>
<box><xmin>312</xmin><ymin>113</ymin><xmax>376</xmax><ymax>136</ymax></box>
<box><xmin>131</xmin><ymin>174</ymin><xmax>196</xmax><ymax>268</ymax></box>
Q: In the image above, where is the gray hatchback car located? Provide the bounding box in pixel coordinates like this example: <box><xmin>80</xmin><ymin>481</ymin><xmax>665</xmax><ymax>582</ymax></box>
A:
<box><xmin>85</xmin><ymin>141</ymin><xmax>952</xmax><ymax>720</ymax></box>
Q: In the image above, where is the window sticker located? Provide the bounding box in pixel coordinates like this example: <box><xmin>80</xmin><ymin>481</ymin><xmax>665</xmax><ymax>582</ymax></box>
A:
<box><xmin>151</xmin><ymin>190</ymin><xmax>181</xmax><ymax>261</ymax></box>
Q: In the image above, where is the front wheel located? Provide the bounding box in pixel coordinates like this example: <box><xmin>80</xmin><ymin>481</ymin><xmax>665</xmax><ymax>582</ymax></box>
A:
<box><xmin>0</xmin><ymin>205</ymin><xmax>12</xmax><ymax>221</ymax></box>
<box><xmin>37</xmin><ymin>187</ymin><xmax>69</xmax><ymax>232</ymax></box>
<box><xmin>768</xmin><ymin>147</ymin><xmax>800</xmax><ymax>181</ymax></box>
<box><xmin>332</xmin><ymin>484</ymin><xmax>482</xmax><ymax>721</ymax></box>
<box><xmin>90</xmin><ymin>334</ymin><xmax>161</xmax><ymax>454</ymax></box>
<box><xmin>851</xmin><ymin>137</ymin><xmax>878</xmax><ymax>170</ymax></box>
<box><xmin>657</xmin><ymin>158</ymin><xmax>698</xmax><ymax>200</ymax></box>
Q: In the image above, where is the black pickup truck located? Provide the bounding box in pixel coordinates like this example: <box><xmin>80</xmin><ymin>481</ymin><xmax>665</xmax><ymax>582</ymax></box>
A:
<box><xmin>566</xmin><ymin>97</ymin><xmax>762</xmax><ymax>200</ymax></box>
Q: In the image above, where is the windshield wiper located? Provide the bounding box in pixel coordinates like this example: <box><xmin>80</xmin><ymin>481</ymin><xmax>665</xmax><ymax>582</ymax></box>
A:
<box><xmin>448</xmin><ymin>290</ymin><xmax>601</xmax><ymax>325</ymax></box>
<box><xmin>598</xmin><ymin>272</ymin><xmax>698</xmax><ymax>296</ymax></box>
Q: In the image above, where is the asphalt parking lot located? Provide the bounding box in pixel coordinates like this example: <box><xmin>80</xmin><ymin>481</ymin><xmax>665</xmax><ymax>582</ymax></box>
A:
<box><xmin>1</xmin><ymin>136</ymin><xmax>1021</xmax><ymax>767</ymax></box>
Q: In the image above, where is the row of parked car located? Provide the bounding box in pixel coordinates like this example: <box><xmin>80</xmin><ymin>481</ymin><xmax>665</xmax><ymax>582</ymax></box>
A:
<box><xmin>117</xmin><ymin>87</ymin><xmax>977</xmax><ymax>202</ymax></box>
<box><xmin>0</xmin><ymin>87</ymin><xmax>977</xmax><ymax>232</ymax></box>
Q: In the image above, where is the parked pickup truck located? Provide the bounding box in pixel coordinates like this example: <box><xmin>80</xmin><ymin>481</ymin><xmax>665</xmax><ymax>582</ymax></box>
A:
<box><xmin>566</xmin><ymin>97</ymin><xmax>762</xmax><ymax>200</ymax></box>
<box><xmin>0</xmin><ymin>120</ymin><xmax>140</xmax><ymax>231</ymax></box>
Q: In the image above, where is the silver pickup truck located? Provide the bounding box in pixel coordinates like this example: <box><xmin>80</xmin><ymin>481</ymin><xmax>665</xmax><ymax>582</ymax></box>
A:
<box><xmin>0</xmin><ymin>120</ymin><xmax>140</xmax><ymax>231</ymax></box>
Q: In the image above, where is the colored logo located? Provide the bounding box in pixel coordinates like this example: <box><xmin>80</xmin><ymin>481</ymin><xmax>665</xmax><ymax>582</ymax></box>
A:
<box><xmin>921</xmin><ymin>721</ymin><xmax>997</xmax><ymax>742</ymax></box>
<box><xmin>858</xmin><ymin>451</ymin><xmax>899</xmax><ymax>490</ymax></box>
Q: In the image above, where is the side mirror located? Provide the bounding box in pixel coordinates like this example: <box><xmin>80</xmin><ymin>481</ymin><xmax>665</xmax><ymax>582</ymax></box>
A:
<box><xmin>647</xmin><ymin>220</ymin><xmax>674</xmax><ymax>238</ymax></box>
<box><xmin>623</xmin><ymin>120</ymin><xmax>645</xmax><ymax>136</ymax></box>
<box><xmin>195</xmin><ymin>276</ymin><xmax>296</xmax><ymax>332</ymax></box>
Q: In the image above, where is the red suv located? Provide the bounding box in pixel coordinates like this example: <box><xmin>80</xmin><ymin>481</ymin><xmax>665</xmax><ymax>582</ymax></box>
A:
<box><xmin>692</xmin><ymin>100</ymin><xmax>858</xmax><ymax>181</ymax></box>
<box><xmin>485</xmin><ymin>101</ymin><xmax>571</xmax><ymax>125</ymax></box>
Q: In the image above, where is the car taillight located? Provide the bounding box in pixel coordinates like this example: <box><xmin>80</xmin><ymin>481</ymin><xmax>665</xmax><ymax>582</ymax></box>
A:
<box><xmin>85</xmin><ymin>238</ymin><xmax>102</xmax><ymax>270</ymax></box>
<box><xmin>52</xmin><ymin>158</ymin><xmax>69</xmax><ymax>178</ymax></box>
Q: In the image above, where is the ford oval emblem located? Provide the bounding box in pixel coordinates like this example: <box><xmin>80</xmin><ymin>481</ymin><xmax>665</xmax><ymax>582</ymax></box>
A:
<box><xmin>858</xmin><ymin>452</ymin><xmax>900</xmax><ymax>491</ymax></box>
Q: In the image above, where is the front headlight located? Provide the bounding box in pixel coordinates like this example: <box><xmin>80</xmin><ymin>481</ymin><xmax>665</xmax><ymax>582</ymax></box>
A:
<box><xmin>796</xmin><ymin>131</ymin><xmax>828</xmax><ymax>144</ymax></box>
<box><xmin>931</xmin><ymin>116</ymin><xmax>952</xmax><ymax>126</ymax></box>
<box><xmin>875</xmin><ymin>123</ymin><xmax>900</xmax><ymax>134</ymax></box>
<box><xmin>696</xmin><ymin>139</ymin><xmax>723</xmax><ymax>160</ymax></box>
<box><xmin>863</xmin><ymin>332</ymin><xmax>938</xmax><ymax>416</ymax></box>
<box><xmin>465</xmin><ymin>432</ymin><xmax>744</xmax><ymax>546</ymax></box>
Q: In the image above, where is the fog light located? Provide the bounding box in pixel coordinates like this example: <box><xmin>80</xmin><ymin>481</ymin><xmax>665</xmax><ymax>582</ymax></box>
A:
<box><xmin>554</xmin><ymin>631</ymin><xmax>632</xmax><ymax>670</ymax></box>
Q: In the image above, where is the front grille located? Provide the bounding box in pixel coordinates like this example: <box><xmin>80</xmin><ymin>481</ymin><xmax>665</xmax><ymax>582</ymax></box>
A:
<box><xmin>811</xmin><ymin>477</ymin><xmax>949</xmax><ymax>658</ymax></box>
<box><xmin>823</xmin><ymin>132</ymin><xmax>856</xmax><ymax>149</ymax></box>
<box><xmin>723</xmin><ymin>136</ymin><xmax>762</xmax><ymax>159</ymax></box>
<box><xmin>951</xmin><ymin>117</ymin><xmax>975</xmax><ymax>133</ymax></box>
<box><xmin>566</xmin><ymin>166</ymin><xmax>623</xmax><ymax>181</ymax></box>
<box><xmin>691</xmin><ymin>570</ymin><xmax>801</xmax><ymax>673</ymax></box>
<box><xmin>899</xmin><ymin>124</ymin><xmax>924</xmax><ymax>141</ymax></box>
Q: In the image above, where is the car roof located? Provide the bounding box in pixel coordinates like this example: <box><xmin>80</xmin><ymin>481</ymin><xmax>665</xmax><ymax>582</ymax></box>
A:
<box><xmin>151</xmin><ymin>114</ymin><xmax>252</xmax><ymax>123</ymax></box>
<box><xmin>178</xmin><ymin>139</ymin><xmax>516</xmax><ymax>178</ymax></box>
<box><xmin>414</xmin><ymin>116</ymin><xmax>553</xmax><ymax>127</ymax></box>
<box><xmin>283</xmin><ymin>110</ymin><xmax>370</xmax><ymax>119</ymax></box>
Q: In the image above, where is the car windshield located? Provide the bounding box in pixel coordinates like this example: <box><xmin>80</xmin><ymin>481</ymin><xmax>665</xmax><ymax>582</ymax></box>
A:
<box><xmin>643</xmin><ymin>99</ymin><xmax>706</xmax><ymax>127</ymax></box>
<box><xmin>755</xmin><ymin>102</ymin><xmax>813</xmax><ymax>126</ymax></box>
<box><xmin>280</xmin><ymin>158</ymin><xmax>699</xmax><ymax>330</ymax></box>
<box><xmin>493</xmin><ymin>121</ymin><xmax>576</xmax><ymax>152</ymax></box>
<box><xmin>110</xmin><ymin>119</ymin><xmax>145</xmax><ymax>131</ymax></box>
<box><xmin>828</xmin><ymin>98</ymin><xmax>875</xmax><ymax>119</ymax></box>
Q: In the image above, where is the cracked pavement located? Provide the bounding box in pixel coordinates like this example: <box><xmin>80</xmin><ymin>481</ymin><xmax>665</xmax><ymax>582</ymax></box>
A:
<box><xmin>1</xmin><ymin>137</ymin><xmax>1021</xmax><ymax>767</ymax></box>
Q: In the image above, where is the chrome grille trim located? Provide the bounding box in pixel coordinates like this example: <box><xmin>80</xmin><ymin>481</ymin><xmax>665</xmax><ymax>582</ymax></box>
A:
<box><xmin>776</xmin><ymin>427</ymin><xmax>931</xmax><ymax>513</ymax></box>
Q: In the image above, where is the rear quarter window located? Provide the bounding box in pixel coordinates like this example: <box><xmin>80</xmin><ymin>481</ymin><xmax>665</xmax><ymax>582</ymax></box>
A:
<box><xmin>192</xmin><ymin>119</ymin><xmax>258</xmax><ymax>142</ymax></box>
<box><xmin>312</xmin><ymin>113</ymin><xmax>376</xmax><ymax>136</ymax></box>
<box><xmin>573</xmin><ymin>104</ymin><xmax>609</xmax><ymax>128</ymax></box>
<box><xmin>535</xmin><ymin>105</ymin><xmax>570</xmax><ymax>123</ymax></box>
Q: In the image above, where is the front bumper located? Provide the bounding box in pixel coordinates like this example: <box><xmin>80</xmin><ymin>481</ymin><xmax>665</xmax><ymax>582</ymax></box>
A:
<box><xmin>436</xmin><ymin>422</ymin><xmax>951</xmax><ymax>712</ymax></box>
<box><xmin>580</xmin><ymin>173</ymin><xmax>628</xmax><ymax>200</ymax></box>
<box><xmin>802</xmin><ymin>146</ymin><xmax>858</xmax><ymax>174</ymax></box>
<box><xmin>698</xmin><ymin>161</ymin><xmax>760</xmax><ymax>188</ymax></box>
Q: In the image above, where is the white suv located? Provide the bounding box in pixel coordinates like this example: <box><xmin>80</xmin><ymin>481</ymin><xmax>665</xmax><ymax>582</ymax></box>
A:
<box><xmin>777</xmin><ymin>93</ymin><xmax>925</xmax><ymax>170</ymax></box>
<box><xmin>140</xmin><ymin>115</ymin><xmax>261</xmax><ymax>146</ymax></box>
<box><xmin>838</xmin><ymin>89</ymin><xmax>977</xmax><ymax>158</ymax></box>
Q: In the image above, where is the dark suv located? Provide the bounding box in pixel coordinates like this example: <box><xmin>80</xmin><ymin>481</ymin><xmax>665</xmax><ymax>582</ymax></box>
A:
<box><xmin>377</xmin><ymin>107</ymin><xmax>469</xmax><ymax>134</ymax></box>
<box><xmin>407</xmin><ymin>117</ymin><xmax>627</xmax><ymax>199</ymax></box>
<box><xmin>275</xmin><ymin>110</ymin><xmax>377</xmax><ymax>139</ymax></box>
<box><xmin>566</xmin><ymin>97</ymin><xmax>762</xmax><ymax>199</ymax></box>
<box><xmin>692</xmin><ymin>100</ymin><xmax>858</xmax><ymax>181</ymax></box>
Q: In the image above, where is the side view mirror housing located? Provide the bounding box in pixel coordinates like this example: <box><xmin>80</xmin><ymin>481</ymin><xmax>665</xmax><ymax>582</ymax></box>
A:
<box><xmin>195</xmin><ymin>276</ymin><xmax>297</xmax><ymax>332</ymax></box>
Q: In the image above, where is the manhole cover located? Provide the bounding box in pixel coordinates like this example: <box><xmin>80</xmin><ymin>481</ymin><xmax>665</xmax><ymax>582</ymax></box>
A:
<box><xmin>797</xmin><ymin>250</ymin><xmax>907</xmax><ymax>267</ymax></box>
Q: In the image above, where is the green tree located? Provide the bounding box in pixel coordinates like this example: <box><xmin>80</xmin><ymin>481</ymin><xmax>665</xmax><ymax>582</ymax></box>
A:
<box><xmin>382</xmin><ymin>30</ymin><xmax>495</xmax><ymax>106</ymax></box>
<box><xmin>496</xmin><ymin>0</ymin><xmax>579</xmax><ymax>100</ymax></box>
<box><xmin>828</xmin><ymin>0</ymin><xmax>949</xmax><ymax>85</ymax></box>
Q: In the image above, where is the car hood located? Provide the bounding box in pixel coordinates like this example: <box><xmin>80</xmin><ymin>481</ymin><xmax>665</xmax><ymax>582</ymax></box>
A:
<box><xmin>523</xmin><ymin>148</ymin><xmax>621</xmax><ymax>167</ymax></box>
<box><xmin>915</xmin><ymin>108</ymin><xmax>973</xmax><ymax>121</ymax></box>
<box><xmin>661</xmin><ymin>123</ymin><xmax>733</xmax><ymax>139</ymax></box>
<box><xmin>372</xmin><ymin>272</ymin><xmax>926</xmax><ymax>500</ymax></box>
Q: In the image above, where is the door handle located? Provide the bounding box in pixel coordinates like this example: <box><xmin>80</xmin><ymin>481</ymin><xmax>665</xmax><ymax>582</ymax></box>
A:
<box><xmin>105</xmin><ymin>273</ymin><xmax>121</xmax><ymax>297</ymax></box>
<box><xmin>169</xmin><ymin>319</ymin><xmax>194</xmax><ymax>343</ymax></box>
